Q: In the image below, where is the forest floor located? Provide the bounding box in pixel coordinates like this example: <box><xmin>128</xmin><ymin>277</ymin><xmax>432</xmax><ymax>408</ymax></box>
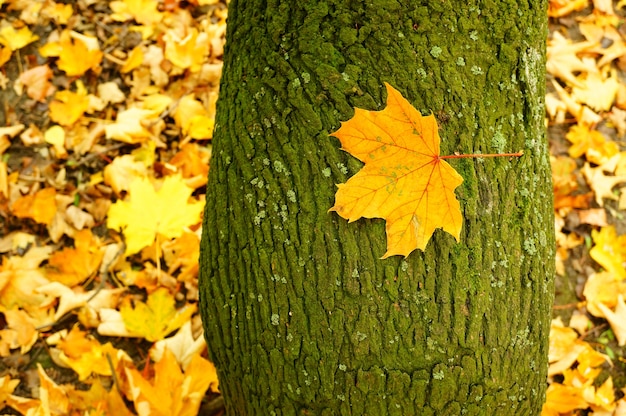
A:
<box><xmin>0</xmin><ymin>0</ymin><xmax>624</xmax><ymax>415</ymax></box>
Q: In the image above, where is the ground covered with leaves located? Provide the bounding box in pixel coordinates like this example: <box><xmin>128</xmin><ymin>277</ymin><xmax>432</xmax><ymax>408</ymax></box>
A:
<box><xmin>1</xmin><ymin>0</ymin><xmax>626</xmax><ymax>415</ymax></box>
<box><xmin>0</xmin><ymin>0</ymin><xmax>224</xmax><ymax>414</ymax></box>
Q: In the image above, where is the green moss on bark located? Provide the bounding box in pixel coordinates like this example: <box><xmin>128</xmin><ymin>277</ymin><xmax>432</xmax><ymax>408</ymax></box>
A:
<box><xmin>200</xmin><ymin>0</ymin><xmax>553</xmax><ymax>414</ymax></box>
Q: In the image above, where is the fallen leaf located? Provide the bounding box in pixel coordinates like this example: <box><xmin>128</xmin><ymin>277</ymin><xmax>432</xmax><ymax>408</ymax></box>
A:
<box><xmin>107</xmin><ymin>175</ymin><xmax>204</xmax><ymax>255</ymax></box>
<box><xmin>572</xmin><ymin>68</ymin><xmax>619</xmax><ymax>112</ymax></box>
<box><xmin>104</xmin><ymin>154</ymin><xmax>149</xmax><ymax>195</ymax></box>
<box><xmin>548</xmin><ymin>0</ymin><xmax>589</xmax><ymax>17</ymax></box>
<box><xmin>0</xmin><ymin>26</ymin><xmax>39</xmax><ymax>51</ymax></box>
<box><xmin>49</xmin><ymin>81</ymin><xmax>90</xmax><ymax>126</ymax></box>
<box><xmin>44</xmin><ymin>125</ymin><xmax>67</xmax><ymax>158</ymax></box>
<box><xmin>0</xmin><ymin>246</ymin><xmax>52</xmax><ymax>312</ymax></box>
<box><xmin>164</xmin><ymin>28</ymin><xmax>209</xmax><ymax>72</ymax></box>
<box><xmin>173</xmin><ymin>95</ymin><xmax>214</xmax><ymax>140</ymax></box>
<box><xmin>552</xmin><ymin>79</ymin><xmax>602</xmax><ymax>126</ymax></box>
<box><xmin>110</xmin><ymin>0</ymin><xmax>163</xmax><ymax>26</ymax></box>
<box><xmin>40</xmin><ymin>30</ymin><xmax>102</xmax><ymax>76</ymax></box>
<box><xmin>14</xmin><ymin>65</ymin><xmax>55</xmax><ymax>102</ymax></box>
<box><xmin>120</xmin><ymin>288</ymin><xmax>196</xmax><ymax>342</ymax></box>
<box><xmin>104</xmin><ymin>107</ymin><xmax>159</xmax><ymax>143</ymax></box>
<box><xmin>547</xmin><ymin>32</ymin><xmax>598</xmax><ymax>88</ymax></box>
<box><xmin>68</xmin><ymin>381</ymin><xmax>134</xmax><ymax>416</ymax></box>
<box><xmin>54</xmin><ymin>326</ymin><xmax>132</xmax><ymax>380</ymax></box>
<box><xmin>565</xmin><ymin>124</ymin><xmax>618</xmax><ymax>165</ymax></box>
<box><xmin>124</xmin><ymin>348</ymin><xmax>217</xmax><ymax>416</ymax></box>
<box><xmin>582</xmin><ymin>162</ymin><xmax>626</xmax><ymax>205</ymax></box>
<box><xmin>0</xmin><ymin>309</ymin><xmax>38</xmax><ymax>356</ymax></box>
<box><xmin>121</xmin><ymin>46</ymin><xmax>144</xmax><ymax>73</ymax></box>
<box><xmin>542</xmin><ymin>383</ymin><xmax>589</xmax><ymax>415</ymax></box>
<box><xmin>590</xmin><ymin>227</ymin><xmax>626</xmax><ymax>280</ymax></box>
<box><xmin>0</xmin><ymin>375</ymin><xmax>20</xmax><ymax>407</ymax></box>
<box><xmin>577</xmin><ymin>208</ymin><xmax>608</xmax><ymax>226</ymax></box>
<box><xmin>151</xmin><ymin>320</ymin><xmax>205</xmax><ymax>369</ymax></box>
<box><xmin>330</xmin><ymin>83</ymin><xmax>463</xmax><ymax>257</ymax></box>
<box><xmin>597</xmin><ymin>295</ymin><xmax>626</xmax><ymax>346</ymax></box>
<box><xmin>46</xmin><ymin>229</ymin><xmax>104</xmax><ymax>286</ymax></box>
<box><xmin>12</xmin><ymin>187</ymin><xmax>57</xmax><ymax>225</ymax></box>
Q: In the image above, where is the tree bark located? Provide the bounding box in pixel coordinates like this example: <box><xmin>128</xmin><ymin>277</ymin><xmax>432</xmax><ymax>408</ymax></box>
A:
<box><xmin>200</xmin><ymin>1</ymin><xmax>553</xmax><ymax>415</ymax></box>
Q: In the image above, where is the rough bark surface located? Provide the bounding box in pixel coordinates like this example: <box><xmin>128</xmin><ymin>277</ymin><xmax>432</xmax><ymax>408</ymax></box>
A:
<box><xmin>200</xmin><ymin>1</ymin><xmax>553</xmax><ymax>415</ymax></box>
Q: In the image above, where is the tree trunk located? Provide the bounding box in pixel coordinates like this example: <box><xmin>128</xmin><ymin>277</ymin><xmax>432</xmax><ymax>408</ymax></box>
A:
<box><xmin>199</xmin><ymin>1</ymin><xmax>553</xmax><ymax>415</ymax></box>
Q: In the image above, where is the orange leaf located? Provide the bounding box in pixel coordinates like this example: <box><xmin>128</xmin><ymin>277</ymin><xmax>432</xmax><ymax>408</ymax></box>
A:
<box><xmin>125</xmin><ymin>348</ymin><xmax>216</xmax><ymax>416</ymax></box>
<box><xmin>46</xmin><ymin>229</ymin><xmax>104</xmax><ymax>286</ymax></box>
<box><xmin>330</xmin><ymin>83</ymin><xmax>463</xmax><ymax>257</ymax></box>
<box><xmin>11</xmin><ymin>187</ymin><xmax>57</xmax><ymax>225</ymax></box>
<box><xmin>56</xmin><ymin>326</ymin><xmax>131</xmax><ymax>380</ymax></box>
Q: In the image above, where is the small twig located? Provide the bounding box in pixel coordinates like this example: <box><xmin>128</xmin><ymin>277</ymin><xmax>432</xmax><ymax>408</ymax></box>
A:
<box><xmin>440</xmin><ymin>150</ymin><xmax>524</xmax><ymax>160</ymax></box>
<box><xmin>72</xmin><ymin>143</ymin><xmax>126</xmax><ymax>167</ymax></box>
<box><xmin>106</xmin><ymin>352</ymin><xmax>125</xmax><ymax>399</ymax></box>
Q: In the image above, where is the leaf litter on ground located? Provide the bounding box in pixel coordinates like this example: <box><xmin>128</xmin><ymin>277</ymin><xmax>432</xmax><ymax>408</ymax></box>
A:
<box><xmin>0</xmin><ymin>0</ymin><xmax>224</xmax><ymax>414</ymax></box>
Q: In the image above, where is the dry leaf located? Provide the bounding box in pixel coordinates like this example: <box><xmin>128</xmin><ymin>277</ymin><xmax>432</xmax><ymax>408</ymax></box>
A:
<box><xmin>120</xmin><ymin>288</ymin><xmax>196</xmax><ymax>342</ymax></box>
<box><xmin>40</xmin><ymin>30</ymin><xmax>102</xmax><ymax>76</ymax></box>
<box><xmin>110</xmin><ymin>0</ymin><xmax>163</xmax><ymax>26</ymax></box>
<box><xmin>0</xmin><ymin>26</ymin><xmax>39</xmax><ymax>51</ymax></box>
<box><xmin>14</xmin><ymin>65</ymin><xmax>55</xmax><ymax>102</ymax></box>
<box><xmin>151</xmin><ymin>320</ymin><xmax>205</xmax><ymax>369</ymax></box>
<box><xmin>330</xmin><ymin>83</ymin><xmax>463</xmax><ymax>257</ymax></box>
<box><xmin>582</xmin><ymin>163</ymin><xmax>626</xmax><ymax>205</ymax></box>
<box><xmin>124</xmin><ymin>348</ymin><xmax>217</xmax><ymax>416</ymax></box>
<box><xmin>597</xmin><ymin>295</ymin><xmax>626</xmax><ymax>346</ymax></box>
<box><xmin>12</xmin><ymin>187</ymin><xmax>57</xmax><ymax>225</ymax></box>
<box><xmin>54</xmin><ymin>326</ymin><xmax>132</xmax><ymax>380</ymax></box>
<box><xmin>49</xmin><ymin>81</ymin><xmax>90</xmax><ymax>126</ymax></box>
<box><xmin>107</xmin><ymin>175</ymin><xmax>204</xmax><ymax>255</ymax></box>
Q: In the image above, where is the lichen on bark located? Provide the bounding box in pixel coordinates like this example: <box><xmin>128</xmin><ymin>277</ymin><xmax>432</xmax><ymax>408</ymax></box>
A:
<box><xmin>200</xmin><ymin>0</ymin><xmax>553</xmax><ymax>414</ymax></box>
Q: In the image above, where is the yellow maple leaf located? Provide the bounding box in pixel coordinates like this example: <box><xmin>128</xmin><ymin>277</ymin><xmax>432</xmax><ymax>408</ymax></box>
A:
<box><xmin>124</xmin><ymin>348</ymin><xmax>217</xmax><ymax>416</ymax></box>
<box><xmin>330</xmin><ymin>83</ymin><xmax>463</xmax><ymax>257</ymax></box>
<box><xmin>173</xmin><ymin>95</ymin><xmax>214</xmax><ymax>140</ymax></box>
<box><xmin>164</xmin><ymin>28</ymin><xmax>209</xmax><ymax>72</ymax></box>
<box><xmin>104</xmin><ymin>107</ymin><xmax>160</xmax><ymax>144</ymax></box>
<box><xmin>107</xmin><ymin>175</ymin><xmax>204</xmax><ymax>255</ymax></box>
<box><xmin>0</xmin><ymin>375</ymin><xmax>20</xmax><ymax>408</ymax></box>
<box><xmin>590</xmin><ymin>227</ymin><xmax>626</xmax><ymax>279</ymax></box>
<box><xmin>572</xmin><ymin>68</ymin><xmax>619</xmax><ymax>112</ymax></box>
<box><xmin>0</xmin><ymin>26</ymin><xmax>39</xmax><ymax>51</ymax></box>
<box><xmin>110</xmin><ymin>0</ymin><xmax>163</xmax><ymax>26</ymax></box>
<box><xmin>104</xmin><ymin>154</ymin><xmax>149</xmax><ymax>195</ymax></box>
<box><xmin>49</xmin><ymin>81</ymin><xmax>90</xmax><ymax>126</ymax></box>
<box><xmin>69</xmin><ymin>381</ymin><xmax>134</xmax><ymax>416</ymax></box>
<box><xmin>120</xmin><ymin>288</ymin><xmax>196</xmax><ymax>342</ymax></box>
<box><xmin>583</xmin><ymin>271</ymin><xmax>626</xmax><ymax>317</ymax></box>
<box><xmin>542</xmin><ymin>383</ymin><xmax>589</xmax><ymax>415</ymax></box>
<box><xmin>566</xmin><ymin>124</ymin><xmax>618</xmax><ymax>165</ymax></box>
<box><xmin>40</xmin><ymin>30</ymin><xmax>102</xmax><ymax>76</ymax></box>
<box><xmin>55</xmin><ymin>326</ymin><xmax>132</xmax><ymax>380</ymax></box>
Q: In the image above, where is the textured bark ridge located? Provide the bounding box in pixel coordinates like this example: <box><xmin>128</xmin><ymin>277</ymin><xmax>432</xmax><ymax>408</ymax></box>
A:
<box><xmin>200</xmin><ymin>1</ymin><xmax>553</xmax><ymax>415</ymax></box>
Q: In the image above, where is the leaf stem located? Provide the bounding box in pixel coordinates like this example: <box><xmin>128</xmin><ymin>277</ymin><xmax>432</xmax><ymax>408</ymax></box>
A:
<box><xmin>439</xmin><ymin>150</ymin><xmax>524</xmax><ymax>159</ymax></box>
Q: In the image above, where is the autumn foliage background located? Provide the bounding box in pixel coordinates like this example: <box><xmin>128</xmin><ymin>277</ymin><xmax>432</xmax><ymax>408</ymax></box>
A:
<box><xmin>0</xmin><ymin>0</ymin><xmax>626</xmax><ymax>414</ymax></box>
